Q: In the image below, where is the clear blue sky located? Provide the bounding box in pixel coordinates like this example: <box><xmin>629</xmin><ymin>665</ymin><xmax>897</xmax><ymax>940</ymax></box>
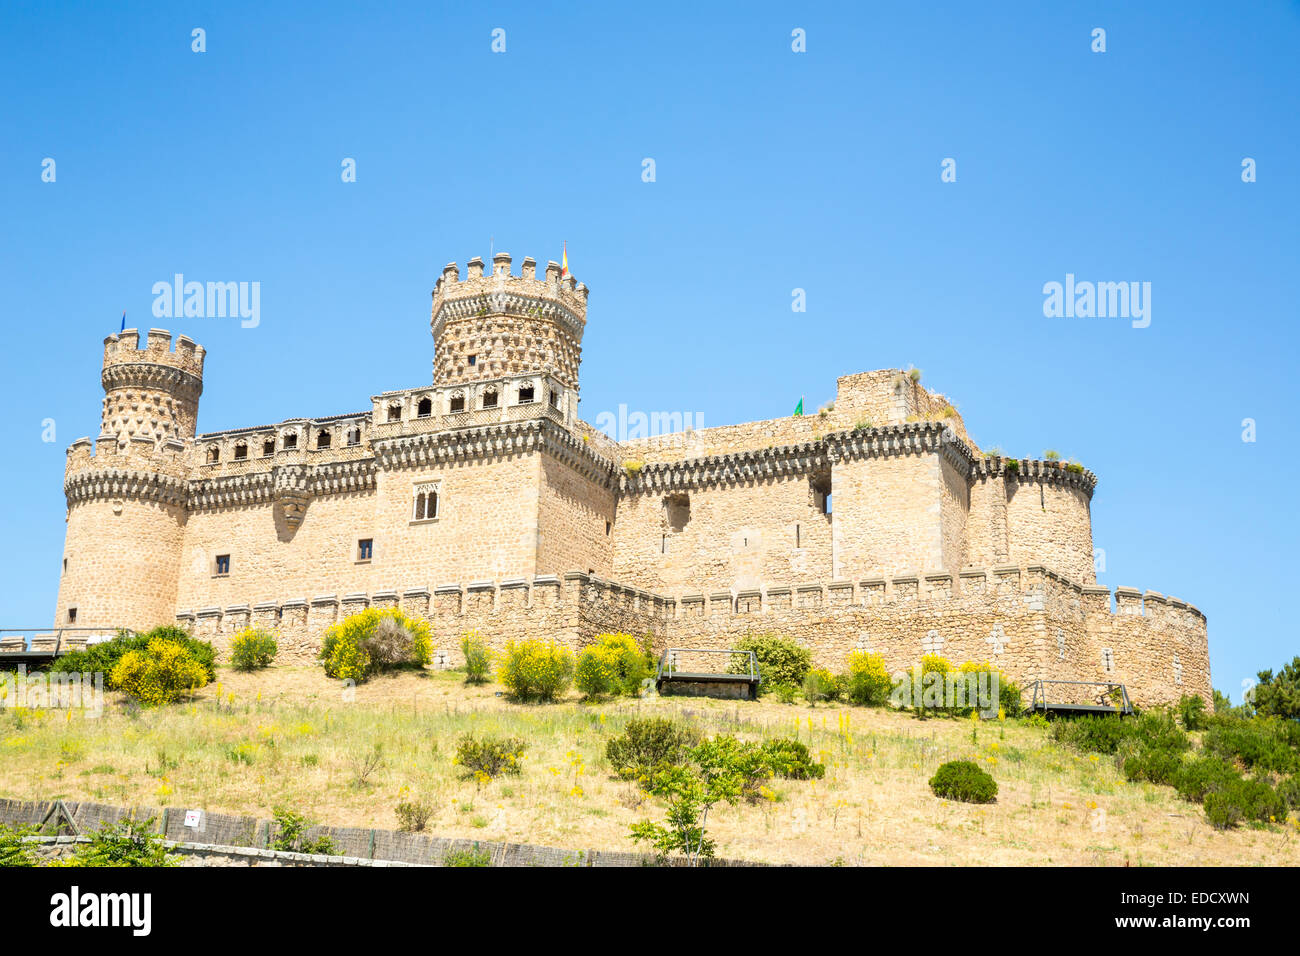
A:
<box><xmin>2</xmin><ymin>1</ymin><xmax>1296</xmax><ymax>700</ymax></box>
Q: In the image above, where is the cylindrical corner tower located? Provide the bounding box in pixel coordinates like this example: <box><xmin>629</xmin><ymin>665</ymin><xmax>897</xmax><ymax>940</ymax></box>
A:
<box><xmin>431</xmin><ymin>253</ymin><xmax>588</xmax><ymax>390</ymax></box>
<box><xmin>54</xmin><ymin>329</ymin><xmax>203</xmax><ymax>632</ymax></box>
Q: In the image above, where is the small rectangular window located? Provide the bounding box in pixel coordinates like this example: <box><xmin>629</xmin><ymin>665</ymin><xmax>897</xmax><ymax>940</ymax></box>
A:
<box><xmin>518</xmin><ymin>385</ymin><xmax>535</xmax><ymax>404</ymax></box>
<box><xmin>357</xmin><ymin>538</ymin><xmax>373</xmax><ymax>562</ymax></box>
<box><xmin>215</xmin><ymin>554</ymin><xmax>231</xmax><ymax>576</ymax></box>
<box><xmin>67</xmin><ymin>607</ymin><xmax>77</xmax><ymax>624</ymax></box>
<box><xmin>467</xmin><ymin>354</ymin><xmax>477</xmax><ymax>366</ymax></box>
<box><xmin>449</xmin><ymin>395</ymin><xmax>465</xmax><ymax>413</ymax></box>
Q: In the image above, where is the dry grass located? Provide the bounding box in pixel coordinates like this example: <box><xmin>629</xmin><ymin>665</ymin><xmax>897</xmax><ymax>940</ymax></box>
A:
<box><xmin>2</xmin><ymin>664</ymin><xmax>1298</xmax><ymax>866</ymax></box>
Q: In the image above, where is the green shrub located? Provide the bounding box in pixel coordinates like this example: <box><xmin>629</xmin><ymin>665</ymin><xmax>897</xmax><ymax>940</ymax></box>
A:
<box><xmin>1177</xmin><ymin>694</ymin><xmax>1208</xmax><ymax>730</ymax></box>
<box><xmin>575</xmin><ymin>633</ymin><xmax>652</xmax><ymax>699</ymax></box>
<box><xmin>1277</xmin><ymin>775</ymin><xmax>1300</xmax><ymax>810</ymax></box>
<box><xmin>498</xmin><ymin>639</ymin><xmax>575</xmax><ymax>701</ymax></box>
<box><xmin>269</xmin><ymin>807</ymin><xmax>337</xmax><ymax>855</ymax></box>
<box><xmin>395</xmin><ymin>795</ymin><xmax>433</xmax><ymax>833</ymax></box>
<box><xmin>1174</xmin><ymin>756</ymin><xmax>1241</xmax><ymax>803</ymax></box>
<box><xmin>1203</xmin><ymin>716</ymin><xmax>1300</xmax><ymax>774</ymax></box>
<box><xmin>896</xmin><ymin>653</ymin><xmax>957</xmax><ymax>716</ymax></box>
<box><xmin>757</xmin><ymin>738</ymin><xmax>826</xmax><ymax>780</ymax></box>
<box><xmin>51</xmin><ymin>626</ymin><xmax>216</xmax><ymax>684</ymax></box>
<box><xmin>929</xmin><ymin>760</ymin><xmax>998</xmax><ymax>804</ymax></box>
<box><xmin>606</xmin><ymin>718</ymin><xmax>701</xmax><ymax>783</ymax></box>
<box><xmin>844</xmin><ymin>650</ymin><xmax>893</xmax><ymax>706</ymax></box>
<box><xmin>0</xmin><ymin>824</ymin><xmax>39</xmax><ymax>867</ymax></box>
<box><xmin>319</xmin><ymin>609</ymin><xmax>432</xmax><ymax>682</ymax></box>
<box><xmin>731</xmin><ymin>634</ymin><xmax>811</xmax><ymax>691</ymax></box>
<box><xmin>772</xmin><ymin>683</ymin><xmax>800</xmax><ymax>704</ymax></box>
<box><xmin>454</xmin><ymin>733</ymin><xmax>526</xmax><ymax>781</ymax></box>
<box><xmin>957</xmin><ymin>660</ymin><xmax>1024</xmax><ymax>717</ymax></box>
<box><xmin>109</xmin><ymin>638</ymin><xmax>209</xmax><ymax>706</ymax></box>
<box><xmin>1132</xmin><ymin>710</ymin><xmax>1191</xmax><ymax>754</ymax></box>
<box><xmin>802</xmin><ymin>667</ymin><xmax>840</xmax><ymax>705</ymax></box>
<box><xmin>1203</xmin><ymin>778</ymin><xmax>1286</xmax><ymax>830</ymax></box>
<box><xmin>64</xmin><ymin>818</ymin><xmax>175</xmax><ymax>867</ymax></box>
<box><xmin>443</xmin><ymin>845</ymin><xmax>491</xmax><ymax>867</ymax></box>
<box><xmin>1051</xmin><ymin>715</ymin><xmax>1134</xmax><ymax>755</ymax></box>
<box><xmin>1122</xmin><ymin>747</ymin><xmax>1186</xmax><ymax>786</ymax></box>
<box><xmin>229</xmin><ymin>628</ymin><xmax>277</xmax><ymax>671</ymax></box>
<box><xmin>460</xmin><ymin>630</ymin><xmax>491</xmax><ymax>685</ymax></box>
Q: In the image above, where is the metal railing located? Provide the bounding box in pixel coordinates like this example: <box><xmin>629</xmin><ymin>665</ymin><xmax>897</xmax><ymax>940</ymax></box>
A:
<box><xmin>0</xmin><ymin>627</ymin><xmax>131</xmax><ymax>656</ymax></box>
<box><xmin>655</xmin><ymin>648</ymin><xmax>761</xmax><ymax>683</ymax></box>
<box><xmin>1029</xmin><ymin>679</ymin><xmax>1133</xmax><ymax>715</ymax></box>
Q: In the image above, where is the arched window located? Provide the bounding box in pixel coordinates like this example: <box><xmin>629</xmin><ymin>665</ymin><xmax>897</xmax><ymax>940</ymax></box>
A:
<box><xmin>346</xmin><ymin>427</ymin><xmax>361</xmax><ymax>446</ymax></box>
<box><xmin>262</xmin><ymin>439</ymin><xmax>275</xmax><ymax>457</ymax></box>
<box><xmin>387</xmin><ymin>403</ymin><xmax>402</xmax><ymax>422</ymax></box>
<box><xmin>482</xmin><ymin>389</ymin><xmax>498</xmax><ymax>409</ymax></box>
<box><xmin>283</xmin><ymin>432</ymin><xmax>298</xmax><ymax>450</ymax></box>
<box><xmin>449</xmin><ymin>393</ymin><xmax>465</xmax><ymax>413</ymax></box>
<box><xmin>233</xmin><ymin>442</ymin><xmax>248</xmax><ymax>461</ymax></box>
<box><xmin>417</xmin><ymin>397</ymin><xmax>432</xmax><ymax>418</ymax></box>
<box><xmin>207</xmin><ymin>445</ymin><xmax>220</xmax><ymax>464</ymax></box>
<box><xmin>317</xmin><ymin>429</ymin><xmax>331</xmax><ymax>449</ymax></box>
<box><xmin>412</xmin><ymin>482</ymin><xmax>440</xmax><ymax>521</ymax></box>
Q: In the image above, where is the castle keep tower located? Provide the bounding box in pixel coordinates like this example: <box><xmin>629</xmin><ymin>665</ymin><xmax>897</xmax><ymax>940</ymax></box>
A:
<box><xmin>431</xmin><ymin>254</ymin><xmax>588</xmax><ymax>390</ymax></box>
<box><xmin>100</xmin><ymin>328</ymin><xmax>205</xmax><ymax>441</ymax></box>
<box><xmin>54</xmin><ymin>329</ymin><xmax>204</xmax><ymax>631</ymax></box>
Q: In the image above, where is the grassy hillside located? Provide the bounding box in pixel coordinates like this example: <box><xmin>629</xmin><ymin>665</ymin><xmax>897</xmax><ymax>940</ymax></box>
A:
<box><xmin>2</xmin><ymin>665</ymin><xmax>1297</xmax><ymax>865</ymax></box>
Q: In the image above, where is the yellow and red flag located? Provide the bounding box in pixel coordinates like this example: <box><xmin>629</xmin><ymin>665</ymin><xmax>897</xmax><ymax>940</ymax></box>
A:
<box><xmin>561</xmin><ymin>241</ymin><xmax>569</xmax><ymax>278</ymax></box>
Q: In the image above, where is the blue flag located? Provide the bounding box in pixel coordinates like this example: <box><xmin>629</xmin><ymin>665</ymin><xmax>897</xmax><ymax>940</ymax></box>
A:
<box><xmin>120</xmin><ymin>311</ymin><xmax>126</xmax><ymax>332</ymax></box>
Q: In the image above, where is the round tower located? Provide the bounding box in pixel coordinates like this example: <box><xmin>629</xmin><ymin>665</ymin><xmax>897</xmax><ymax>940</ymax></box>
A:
<box><xmin>54</xmin><ymin>329</ymin><xmax>203</xmax><ymax>632</ymax></box>
<box><xmin>100</xmin><ymin>327</ymin><xmax>205</xmax><ymax>441</ymax></box>
<box><xmin>431</xmin><ymin>253</ymin><xmax>588</xmax><ymax>390</ymax></box>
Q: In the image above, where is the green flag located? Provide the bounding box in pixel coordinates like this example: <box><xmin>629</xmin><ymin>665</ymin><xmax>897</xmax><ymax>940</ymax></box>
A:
<box><xmin>793</xmin><ymin>398</ymin><xmax>803</xmax><ymax>417</ymax></box>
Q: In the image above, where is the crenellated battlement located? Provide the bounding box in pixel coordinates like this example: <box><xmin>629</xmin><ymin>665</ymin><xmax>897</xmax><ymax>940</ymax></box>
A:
<box><xmin>431</xmin><ymin>254</ymin><xmax>588</xmax><ymax>390</ymax></box>
<box><xmin>102</xmin><ymin>328</ymin><xmax>206</xmax><ymax>379</ymax></box>
<box><xmin>99</xmin><ymin>329</ymin><xmax>206</xmax><ymax>444</ymax></box>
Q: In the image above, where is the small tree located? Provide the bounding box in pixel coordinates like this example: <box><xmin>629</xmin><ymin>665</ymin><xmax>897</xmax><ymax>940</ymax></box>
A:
<box><xmin>461</xmin><ymin>630</ymin><xmax>492</xmax><ymax>684</ymax></box>
<box><xmin>1252</xmin><ymin>656</ymin><xmax>1300</xmax><ymax>720</ymax></box>
<box><xmin>630</xmin><ymin>762</ymin><xmax>742</xmax><ymax>866</ymax></box>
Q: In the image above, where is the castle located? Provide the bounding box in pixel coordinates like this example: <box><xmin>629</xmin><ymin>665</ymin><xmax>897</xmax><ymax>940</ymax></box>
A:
<box><xmin>53</xmin><ymin>253</ymin><xmax>1210</xmax><ymax>705</ymax></box>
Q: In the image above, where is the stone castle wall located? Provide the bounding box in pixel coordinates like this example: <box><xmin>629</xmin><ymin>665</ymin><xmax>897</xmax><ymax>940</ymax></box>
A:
<box><xmin>178</xmin><ymin>566</ymin><xmax>1209</xmax><ymax>707</ymax></box>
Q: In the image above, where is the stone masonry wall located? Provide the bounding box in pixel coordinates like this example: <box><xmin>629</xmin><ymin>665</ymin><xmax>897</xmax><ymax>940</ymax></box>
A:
<box><xmin>179</xmin><ymin>564</ymin><xmax>1207</xmax><ymax>707</ymax></box>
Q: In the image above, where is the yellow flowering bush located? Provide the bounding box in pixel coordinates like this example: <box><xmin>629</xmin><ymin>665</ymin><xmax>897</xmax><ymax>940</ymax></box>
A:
<box><xmin>498</xmin><ymin>638</ymin><xmax>575</xmax><ymax>701</ymax></box>
<box><xmin>108</xmin><ymin>639</ymin><xmax>208</xmax><ymax>706</ymax></box>
<box><xmin>319</xmin><ymin>608</ymin><xmax>432</xmax><ymax>682</ymax></box>
<box><xmin>229</xmin><ymin>628</ymin><xmax>278</xmax><ymax>671</ymax></box>
<box><xmin>844</xmin><ymin>650</ymin><xmax>892</xmax><ymax>706</ymax></box>
<box><xmin>957</xmin><ymin>660</ymin><xmax>1024</xmax><ymax>717</ymax></box>
<box><xmin>574</xmin><ymin>633</ymin><xmax>650</xmax><ymax>698</ymax></box>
